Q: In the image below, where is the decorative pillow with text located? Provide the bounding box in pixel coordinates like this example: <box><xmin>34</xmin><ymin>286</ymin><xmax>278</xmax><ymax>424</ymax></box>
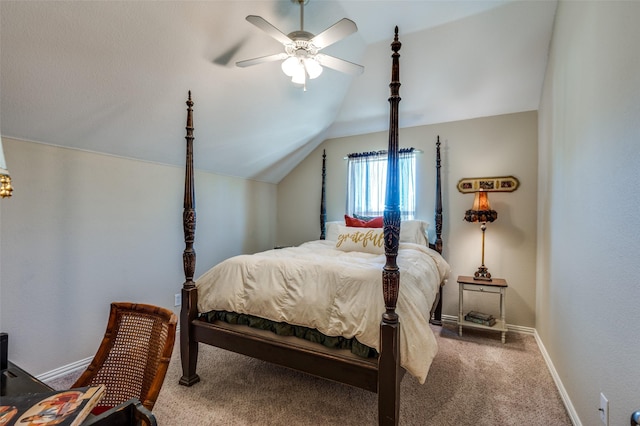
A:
<box><xmin>325</xmin><ymin>219</ymin><xmax>430</xmax><ymax>246</ymax></box>
<box><xmin>335</xmin><ymin>225</ymin><xmax>385</xmax><ymax>254</ymax></box>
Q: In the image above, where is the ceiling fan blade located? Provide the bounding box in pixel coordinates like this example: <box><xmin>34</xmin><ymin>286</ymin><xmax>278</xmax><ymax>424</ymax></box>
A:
<box><xmin>316</xmin><ymin>53</ymin><xmax>364</xmax><ymax>75</ymax></box>
<box><xmin>246</xmin><ymin>15</ymin><xmax>292</xmax><ymax>46</ymax></box>
<box><xmin>310</xmin><ymin>18</ymin><xmax>358</xmax><ymax>50</ymax></box>
<box><xmin>236</xmin><ymin>52</ymin><xmax>288</xmax><ymax>68</ymax></box>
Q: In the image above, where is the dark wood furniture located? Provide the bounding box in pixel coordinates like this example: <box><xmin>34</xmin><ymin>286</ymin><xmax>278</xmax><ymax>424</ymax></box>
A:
<box><xmin>1</xmin><ymin>362</ymin><xmax>155</xmax><ymax>426</ymax></box>
<box><xmin>178</xmin><ymin>28</ymin><xmax>444</xmax><ymax>426</ymax></box>
<box><xmin>1</xmin><ymin>361</ymin><xmax>53</xmax><ymax>396</ymax></box>
<box><xmin>72</xmin><ymin>303</ymin><xmax>177</xmax><ymax>412</ymax></box>
<box><xmin>84</xmin><ymin>399</ymin><xmax>157</xmax><ymax>426</ymax></box>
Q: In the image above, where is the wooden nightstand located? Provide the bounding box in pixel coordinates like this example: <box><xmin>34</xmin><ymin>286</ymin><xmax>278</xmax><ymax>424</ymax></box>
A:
<box><xmin>457</xmin><ymin>275</ymin><xmax>508</xmax><ymax>343</ymax></box>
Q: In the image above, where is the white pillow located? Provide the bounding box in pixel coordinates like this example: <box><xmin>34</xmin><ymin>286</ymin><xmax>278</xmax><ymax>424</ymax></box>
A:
<box><xmin>400</xmin><ymin>220</ymin><xmax>429</xmax><ymax>245</ymax></box>
<box><xmin>334</xmin><ymin>225</ymin><xmax>384</xmax><ymax>254</ymax></box>
<box><xmin>325</xmin><ymin>221</ymin><xmax>343</xmax><ymax>241</ymax></box>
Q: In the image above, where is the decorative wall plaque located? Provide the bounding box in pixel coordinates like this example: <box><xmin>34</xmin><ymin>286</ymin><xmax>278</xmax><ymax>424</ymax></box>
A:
<box><xmin>457</xmin><ymin>176</ymin><xmax>520</xmax><ymax>193</ymax></box>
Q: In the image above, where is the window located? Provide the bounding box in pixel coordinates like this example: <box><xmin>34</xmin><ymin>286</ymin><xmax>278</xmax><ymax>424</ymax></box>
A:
<box><xmin>346</xmin><ymin>148</ymin><xmax>416</xmax><ymax>220</ymax></box>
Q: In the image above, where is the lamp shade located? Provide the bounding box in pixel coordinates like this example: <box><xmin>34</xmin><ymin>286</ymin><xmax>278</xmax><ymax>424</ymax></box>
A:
<box><xmin>0</xmin><ymin>137</ymin><xmax>8</xmax><ymax>174</ymax></box>
<box><xmin>464</xmin><ymin>190</ymin><xmax>497</xmax><ymax>281</ymax></box>
<box><xmin>304</xmin><ymin>58</ymin><xmax>323</xmax><ymax>79</ymax></box>
<box><xmin>281</xmin><ymin>57</ymin><xmax>300</xmax><ymax>77</ymax></box>
<box><xmin>291</xmin><ymin>66</ymin><xmax>306</xmax><ymax>85</ymax></box>
<box><xmin>464</xmin><ymin>191</ymin><xmax>497</xmax><ymax>223</ymax></box>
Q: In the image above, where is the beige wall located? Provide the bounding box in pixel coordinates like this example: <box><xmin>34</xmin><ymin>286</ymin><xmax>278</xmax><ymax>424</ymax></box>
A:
<box><xmin>0</xmin><ymin>138</ymin><xmax>277</xmax><ymax>375</ymax></box>
<box><xmin>278</xmin><ymin>111</ymin><xmax>538</xmax><ymax>328</ymax></box>
<box><xmin>537</xmin><ymin>1</ymin><xmax>640</xmax><ymax>425</ymax></box>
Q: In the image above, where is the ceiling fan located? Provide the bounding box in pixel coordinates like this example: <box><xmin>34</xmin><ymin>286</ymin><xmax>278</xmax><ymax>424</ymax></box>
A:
<box><xmin>236</xmin><ymin>0</ymin><xmax>364</xmax><ymax>88</ymax></box>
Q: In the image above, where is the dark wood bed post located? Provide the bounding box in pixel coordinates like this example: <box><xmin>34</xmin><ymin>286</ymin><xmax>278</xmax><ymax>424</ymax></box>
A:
<box><xmin>430</xmin><ymin>136</ymin><xmax>444</xmax><ymax>325</ymax></box>
<box><xmin>320</xmin><ymin>149</ymin><xmax>327</xmax><ymax>240</ymax></box>
<box><xmin>179</xmin><ymin>92</ymin><xmax>200</xmax><ymax>387</ymax></box>
<box><xmin>434</xmin><ymin>136</ymin><xmax>443</xmax><ymax>254</ymax></box>
<box><xmin>378</xmin><ymin>26</ymin><xmax>402</xmax><ymax>426</ymax></box>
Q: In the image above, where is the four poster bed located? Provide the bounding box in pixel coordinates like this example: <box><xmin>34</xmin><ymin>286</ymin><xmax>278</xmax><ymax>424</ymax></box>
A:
<box><xmin>178</xmin><ymin>28</ymin><xmax>448</xmax><ymax>425</ymax></box>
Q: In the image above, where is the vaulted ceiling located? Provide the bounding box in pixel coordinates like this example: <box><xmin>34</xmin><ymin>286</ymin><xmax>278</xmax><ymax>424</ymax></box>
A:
<box><xmin>0</xmin><ymin>1</ymin><xmax>556</xmax><ymax>183</ymax></box>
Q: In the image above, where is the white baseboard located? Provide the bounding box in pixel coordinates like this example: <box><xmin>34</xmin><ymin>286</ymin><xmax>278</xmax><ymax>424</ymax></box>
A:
<box><xmin>534</xmin><ymin>330</ymin><xmax>581</xmax><ymax>426</ymax></box>
<box><xmin>36</xmin><ymin>356</ymin><xmax>92</xmax><ymax>383</ymax></box>
<box><xmin>441</xmin><ymin>314</ymin><xmax>535</xmax><ymax>334</ymax></box>
<box><xmin>37</xmin><ymin>324</ymin><xmax>182</xmax><ymax>383</ymax></box>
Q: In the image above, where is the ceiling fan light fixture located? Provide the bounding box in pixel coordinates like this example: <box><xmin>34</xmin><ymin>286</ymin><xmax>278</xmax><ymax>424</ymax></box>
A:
<box><xmin>304</xmin><ymin>57</ymin><xmax>323</xmax><ymax>79</ymax></box>
<box><xmin>291</xmin><ymin>65</ymin><xmax>306</xmax><ymax>85</ymax></box>
<box><xmin>236</xmin><ymin>0</ymin><xmax>363</xmax><ymax>88</ymax></box>
<box><xmin>281</xmin><ymin>56</ymin><xmax>300</xmax><ymax>77</ymax></box>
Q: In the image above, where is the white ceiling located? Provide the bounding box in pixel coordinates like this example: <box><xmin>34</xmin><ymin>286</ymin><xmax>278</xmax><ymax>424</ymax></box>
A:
<box><xmin>0</xmin><ymin>1</ymin><xmax>556</xmax><ymax>183</ymax></box>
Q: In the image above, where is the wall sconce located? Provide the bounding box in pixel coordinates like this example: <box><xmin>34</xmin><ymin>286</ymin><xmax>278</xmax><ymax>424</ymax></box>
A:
<box><xmin>0</xmin><ymin>138</ymin><xmax>13</xmax><ymax>198</ymax></box>
<box><xmin>464</xmin><ymin>190</ymin><xmax>497</xmax><ymax>281</ymax></box>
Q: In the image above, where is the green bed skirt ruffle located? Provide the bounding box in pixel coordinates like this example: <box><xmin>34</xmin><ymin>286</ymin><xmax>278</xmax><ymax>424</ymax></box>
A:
<box><xmin>200</xmin><ymin>310</ymin><xmax>378</xmax><ymax>359</ymax></box>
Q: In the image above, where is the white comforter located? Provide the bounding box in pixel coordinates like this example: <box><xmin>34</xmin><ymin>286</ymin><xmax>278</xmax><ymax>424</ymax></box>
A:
<box><xmin>196</xmin><ymin>240</ymin><xmax>450</xmax><ymax>383</ymax></box>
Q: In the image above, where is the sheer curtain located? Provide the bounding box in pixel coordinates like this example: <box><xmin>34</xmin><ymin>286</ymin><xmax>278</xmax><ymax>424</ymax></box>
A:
<box><xmin>346</xmin><ymin>148</ymin><xmax>416</xmax><ymax>220</ymax></box>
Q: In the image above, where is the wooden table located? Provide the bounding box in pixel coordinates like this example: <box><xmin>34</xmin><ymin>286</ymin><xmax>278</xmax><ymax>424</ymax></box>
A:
<box><xmin>457</xmin><ymin>275</ymin><xmax>508</xmax><ymax>343</ymax></box>
<box><xmin>1</xmin><ymin>361</ymin><xmax>53</xmax><ymax>396</ymax></box>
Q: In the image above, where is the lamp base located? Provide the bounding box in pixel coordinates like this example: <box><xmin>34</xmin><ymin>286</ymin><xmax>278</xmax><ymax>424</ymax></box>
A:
<box><xmin>473</xmin><ymin>265</ymin><xmax>493</xmax><ymax>281</ymax></box>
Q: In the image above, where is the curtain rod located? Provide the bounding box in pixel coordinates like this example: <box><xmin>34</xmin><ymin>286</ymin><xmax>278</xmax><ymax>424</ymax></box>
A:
<box><xmin>343</xmin><ymin>148</ymin><xmax>423</xmax><ymax>160</ymax></box>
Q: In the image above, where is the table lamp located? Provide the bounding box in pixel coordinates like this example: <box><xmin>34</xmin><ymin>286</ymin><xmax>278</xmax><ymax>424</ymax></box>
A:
<box><xmin>464</xmin><ymin>190</ymin><xmax>498</xmax><ymax>281</ymax></box>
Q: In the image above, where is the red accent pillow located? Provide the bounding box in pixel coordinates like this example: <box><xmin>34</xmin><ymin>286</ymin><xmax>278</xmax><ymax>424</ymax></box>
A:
<box><xmin>344</xmin><ymin>215</ymin><xmax>383</xmax><ymax>228</ymax></box>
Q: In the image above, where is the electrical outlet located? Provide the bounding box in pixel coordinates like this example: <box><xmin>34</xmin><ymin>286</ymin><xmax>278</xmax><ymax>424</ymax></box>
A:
<box><xmin>174</xmin><ymin>293</ymin><xmax>181</xmax><ymax>307</ymax></box>
<box><xmin>599</xmin><ymin>393</ymin><xmax>609</xmax><ymax>425</ymax></box>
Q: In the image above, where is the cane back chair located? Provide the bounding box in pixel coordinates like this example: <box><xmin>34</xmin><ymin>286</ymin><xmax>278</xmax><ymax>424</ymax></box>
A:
<box><xmin>72</xmin><ymin>302</ymin><xmax>177</xmax><ymax>413</ymax></box>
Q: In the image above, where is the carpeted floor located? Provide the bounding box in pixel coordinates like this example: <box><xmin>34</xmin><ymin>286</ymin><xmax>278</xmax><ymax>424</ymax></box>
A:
<box><xmin>49</xmin><ymin>324</ymin><xmax>572</xmax><ymax>425</ymax></box>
